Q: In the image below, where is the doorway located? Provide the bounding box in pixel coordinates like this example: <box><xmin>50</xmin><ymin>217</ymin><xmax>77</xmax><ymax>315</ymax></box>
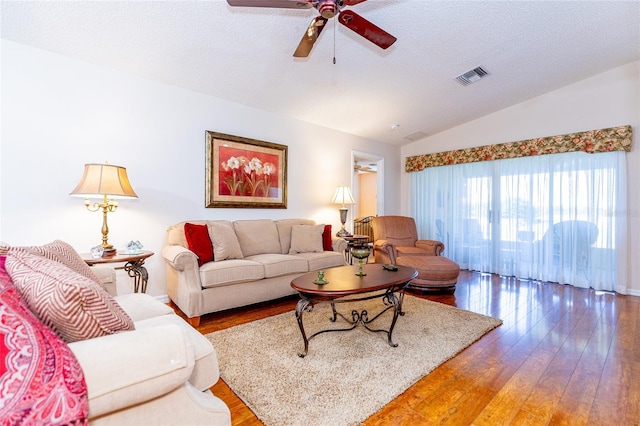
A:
<box><xmin>351</xmin><ymin>151</ymin><xmax>384</xmax><ymax>220</ymax></box>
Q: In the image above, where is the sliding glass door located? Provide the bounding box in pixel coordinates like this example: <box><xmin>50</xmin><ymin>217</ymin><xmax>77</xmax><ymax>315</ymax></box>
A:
<box><xmin>410</xmin><ymin>151</ymin><xmax>626</xmax><ymax>292</ymax></box>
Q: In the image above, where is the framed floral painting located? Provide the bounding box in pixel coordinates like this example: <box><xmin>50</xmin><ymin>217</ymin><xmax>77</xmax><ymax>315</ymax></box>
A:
<box><xmin>205</xmin><ymin>131</ymin><xmax>288</xmax><ymax>208</ymax></box>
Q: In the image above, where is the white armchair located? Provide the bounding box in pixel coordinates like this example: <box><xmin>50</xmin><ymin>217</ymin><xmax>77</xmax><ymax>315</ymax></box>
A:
<box><xmin>74</xmin><ymin>267</ymin><xmax>231</xmax><ymax>425</ymax></box>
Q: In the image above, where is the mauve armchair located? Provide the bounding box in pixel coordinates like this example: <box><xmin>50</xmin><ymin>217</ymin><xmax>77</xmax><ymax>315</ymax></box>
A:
<box><xmin>371</xmin><ymin>216</ymin><xmax>460</xmax><ymax>292</ymax></box>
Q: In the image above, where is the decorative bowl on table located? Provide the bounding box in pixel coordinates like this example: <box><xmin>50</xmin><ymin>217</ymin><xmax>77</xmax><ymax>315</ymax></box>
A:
<box><xmin>350</xmin><ymin>246</ymin><xmax>371</xmax><ymax>276</ymax></box>
<box><xmin>125</xmin><ymin>240</ymin><xmax>144</xmax><ymax>255</ymax></box>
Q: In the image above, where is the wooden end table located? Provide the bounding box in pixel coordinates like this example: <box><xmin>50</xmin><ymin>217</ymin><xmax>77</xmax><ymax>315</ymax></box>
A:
<box><xmin>81</xmin><ymin>250</ymin><xmax>154</xmax><ymax>293</ymax></box>
<box><xmin>290</xmin><ymin>264</ymin><xmax>418</xmax><ymax>357</ymax></box>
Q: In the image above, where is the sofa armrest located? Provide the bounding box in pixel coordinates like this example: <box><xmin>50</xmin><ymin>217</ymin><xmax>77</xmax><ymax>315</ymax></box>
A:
<box><xmin>415</xmin><ymin>240</ymin><xmax>444</xmax><ymax>256</ymax></box>
<box><xmin>69</xmin><ymin>324</ymin><xmax>194</xmax><ymax>419</ymax></box>
<box><xmin>332</xmin><ymin>237</ymin><xmax>347</xmax><ymax>254</ymax></box>
<box><xmin>91</xmin><ymin>266</ymin><xmax>117</xmax><ymax>296</ymax></box>
<box><xmin>162</xmin><ymin>245</ymin><xmax>205</xmax><ymax>321</ymax></box>
<box><xmin>162</xmin><ymin>245</ymin><xmax>198</xmax><ymax>272</ymax></box>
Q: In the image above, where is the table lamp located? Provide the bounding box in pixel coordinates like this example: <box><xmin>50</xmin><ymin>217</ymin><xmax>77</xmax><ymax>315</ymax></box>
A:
<box><xmin>331</xmin><ymin>186</ymin><xmax>355</xmax><ymax>237</ymax></box>
<box><xmin>70</xmin><ymin>163</ymin><xmax>138</xmax><ymax>255</ymax></box>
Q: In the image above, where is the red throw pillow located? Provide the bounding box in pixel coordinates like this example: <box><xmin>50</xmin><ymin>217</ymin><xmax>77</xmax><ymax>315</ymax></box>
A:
<box><xmin>322</xmin><ymin>224</ymin><xmax>333</xmax><ymax>251</ymax></box>
<box><xmin>184</xmin><ymin>223</ymin><xmax>214</xmax><ymax>266</ymax></box>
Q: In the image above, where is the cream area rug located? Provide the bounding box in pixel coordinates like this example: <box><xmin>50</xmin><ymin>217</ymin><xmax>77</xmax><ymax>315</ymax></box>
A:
<box><xmin>206</xmin><ymin>295</ymin><xmax>502</xmax><ymax>426</ymax></box>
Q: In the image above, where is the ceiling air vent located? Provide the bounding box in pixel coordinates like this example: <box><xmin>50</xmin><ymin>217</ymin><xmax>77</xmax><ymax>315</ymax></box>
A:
<box><xmin>403</xmin><ymin>131</ymin><xmax>428</xmax><ymax>142</ymax></box>
<box><xmin>455</xmin><ymin>66</ymin><xmax>489</xmax><ymax>86</ymax></box>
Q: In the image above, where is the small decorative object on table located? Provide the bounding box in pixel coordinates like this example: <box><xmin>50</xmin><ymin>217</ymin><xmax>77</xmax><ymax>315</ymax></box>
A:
<box><xmin>382</xmin><ymin>264</ymin><xmax>398</xmax><ymax>271</ymax></box>
<box><xmin>351</xmin><ymin>246</ymin><xmax>371</xmax><ymax>276</ymax></box>
<box><xmin>89</xmin><ymin>245</ymin><xmax>104</xmax><ymax>259</ymax></box>
<box><xmin>313</xmin><ymin>270</ymin><xmax>329</xmax><ymax>285</ymax></box>
<box><xmin>125</xmin><ymin>240</ymin><xmax>144</xmax><ymax>254</ymax></box>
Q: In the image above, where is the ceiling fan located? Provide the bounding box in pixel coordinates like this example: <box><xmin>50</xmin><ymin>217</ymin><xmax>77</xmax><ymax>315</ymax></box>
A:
<box><xmin>354</xmin><ymin>163</ymin><xmax>373</xmax><ymax>172</ymax></box>
<box><xmin>226</xmin><ymin>0</ymin><xmax>397</xmax><ymax>58</ymax></box>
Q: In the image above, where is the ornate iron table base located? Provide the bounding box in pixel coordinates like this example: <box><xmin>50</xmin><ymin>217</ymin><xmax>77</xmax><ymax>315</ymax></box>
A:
<box><xmin>81</xmin><ymin>250</ymin><xmax>153</xmax><ymax>293</ymax></box>
<box><xmin>123</xmin><ymin>259</ymin><xmax>150</xmax><ymax>293</ymax></box>
<box><xmin>295</xmin><ymin>289</ymin><xmax>406</xmax><ymax>358</ymax></box>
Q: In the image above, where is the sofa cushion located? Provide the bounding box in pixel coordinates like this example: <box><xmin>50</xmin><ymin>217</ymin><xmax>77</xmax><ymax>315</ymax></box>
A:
<box><xmin>115</xmin><ymin>293</ymin><xmax>175</xmax><ymax>322</ymax></box>
<box><xmin>208</xmin><ymin>222</ymin><xmax>243</xmax><ymax>261</ymax></box>
<box><xmin>68</xmin><ymin>324</ymin><xmax>193</xmax><ymax>418</ymax></box>
<box><xmin>292</xmin><ymin>251</ymin><xmax>345</xmax><ymax>271</ymax></box>
<box><xmin>289</xmin><ymin>224</ymin><xmax>325</xmax><ymax>254</ymax></box>
<box><xmin>0</xmin><ymin>256</ymin><xmax>89</xmax><ymax>424</ymax></box>
<box><xmin>322</xmin><ymin>224</ymin><xmax>333</xmax><ymax>251</ymax></box>
<box><xmin>275</xmin><ymin>219</ymin><xmax>315</xmax><ymax>254</ymax></box>
<box><xmin>233</xmin><ymin>220</ymin><xmax>281</xmax><ymax>256</ymax></box>
<box><xmin>245</xmin><ymin>253</ymin><xmax>309</xmax><ymax>278</ymax></box>
<box><xmin>184</xmin><ymin>223</ymin><xmax>214</xmax><ymax>266</ymax></box>
<box><xmin>199</xmin><ymin>259</ymin><xmax>265</xmax><ymax>288</ymax></box>
<box><xmin>135</xmin><ymin>314</ymin><xmax>219</xmax><ymax>391</ymax></box>
<box><xmin>6</xmin><ymin>247</ymin><xmax>135</xmax><ymax>343</ymax></box>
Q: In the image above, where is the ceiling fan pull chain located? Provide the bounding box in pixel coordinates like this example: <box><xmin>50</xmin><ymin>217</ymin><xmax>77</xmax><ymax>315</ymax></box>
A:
<box><xmin>333</xmin><ymin>17</ymin><xmax>337</xmax><ymax>64</ymax></box>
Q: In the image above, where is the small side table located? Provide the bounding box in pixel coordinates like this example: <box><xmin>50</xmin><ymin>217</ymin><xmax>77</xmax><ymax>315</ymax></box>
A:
<box><xmin>81</xmin><ymin>250</ymin><xmax>154</xmax><ymax>293</ymax></box>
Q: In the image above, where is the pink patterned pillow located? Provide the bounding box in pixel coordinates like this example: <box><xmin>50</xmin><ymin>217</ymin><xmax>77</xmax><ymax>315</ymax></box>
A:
<box><xmin>0</xmin><ymin>255</ymin><xmax>89</xmax><ymax>424</ymax></box>
<box><xmin>5</xmin><ymin>248</ymin><xmax>134</xmax><ymax>343</ymax></box>
<box><xmin>19</xmin><ymin>240</ymin><xmax>102</xmax><ymax>284</ymax></box>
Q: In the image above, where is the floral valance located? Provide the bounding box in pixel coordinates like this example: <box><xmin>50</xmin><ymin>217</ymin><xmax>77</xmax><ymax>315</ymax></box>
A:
<box><xmin>405</xmin><ymin>125</ymin><xmax>633</xmax><ymax>172</ymax></box>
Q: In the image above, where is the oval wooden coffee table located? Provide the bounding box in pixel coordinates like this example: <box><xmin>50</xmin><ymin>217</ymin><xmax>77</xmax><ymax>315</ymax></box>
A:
<box><xmin>290</xmin><ymin>264</ymin><xmax>418</xmax><ymax>357</ymax></box>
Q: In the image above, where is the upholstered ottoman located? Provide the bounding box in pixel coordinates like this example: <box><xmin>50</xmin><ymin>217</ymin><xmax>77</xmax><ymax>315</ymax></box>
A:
<box><xmin>396</xmin><ymin>256</ymin><xmax>460</xmax><ymax>292</ymax></box>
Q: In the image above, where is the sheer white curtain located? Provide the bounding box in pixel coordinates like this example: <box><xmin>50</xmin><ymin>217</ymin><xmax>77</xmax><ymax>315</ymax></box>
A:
<box><xmin>410</xmin><ymin>151</ymin><xmax>627</xmax><ymax>292</ymax></box>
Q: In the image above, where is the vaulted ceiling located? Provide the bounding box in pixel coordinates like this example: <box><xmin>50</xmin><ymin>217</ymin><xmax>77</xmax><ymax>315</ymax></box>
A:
<box><xmin>2</xmin><ymin>1</ymin><xmax>639</xmax><ymax>146</ymax></box>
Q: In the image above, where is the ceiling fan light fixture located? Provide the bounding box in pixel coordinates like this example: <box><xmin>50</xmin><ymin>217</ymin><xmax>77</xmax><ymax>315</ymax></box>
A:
<box><xmin>318</xmin><ymin>0</ymin><xmax>337</xmax><ymax>18</ymax></box>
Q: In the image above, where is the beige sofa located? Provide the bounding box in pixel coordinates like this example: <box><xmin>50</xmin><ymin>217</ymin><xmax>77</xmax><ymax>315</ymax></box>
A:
<box><xmin>162</xmin><ymin>219</ymin><xmax>347</xmax><ymax>326</ymax></box>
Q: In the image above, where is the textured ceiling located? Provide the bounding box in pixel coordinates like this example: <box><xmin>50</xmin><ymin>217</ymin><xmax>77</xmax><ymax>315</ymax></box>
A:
<box><xmin>2</xmin><ymin>0</ymin><xmax>639</xmax><ymax>146</ymax></box>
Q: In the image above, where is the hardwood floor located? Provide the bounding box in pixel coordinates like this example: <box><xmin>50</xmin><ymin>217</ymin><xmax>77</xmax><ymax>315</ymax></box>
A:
<box><xmin>194</xmin><ymin>270</ymin><xmax>640</xmax><ymax>425</ymax></box>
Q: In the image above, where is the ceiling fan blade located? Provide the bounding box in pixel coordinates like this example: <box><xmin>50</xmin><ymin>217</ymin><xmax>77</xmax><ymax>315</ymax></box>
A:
<box><xmin>293</xmin><ymin>16</ymin><xmax>328</xmax><ymax>58</ymax></box>
<box><xmin>342</xmin><ymin>0</ymin><xmax>368</xmax><ymax>5</ymax></box>
<box><xmin>338</xmin><ymin>10</ymin><xmax>397</xmax><ymax>50</ymax></box>
<box><xmin>226</xmin><ymin>0</ymin><xmax>312</xmax><ymax>9</ymax></box>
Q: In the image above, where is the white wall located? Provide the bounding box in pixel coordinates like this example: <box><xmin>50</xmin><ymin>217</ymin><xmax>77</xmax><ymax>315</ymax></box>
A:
<box><xmin>0</xmin><ymin>40</ymin><xmax>402</xmax><ymax>297</ymax></box>
<box><xmin>401</xmin><ymin>60</ymin><xmax>640</xmax><ymax>295</ymax></box>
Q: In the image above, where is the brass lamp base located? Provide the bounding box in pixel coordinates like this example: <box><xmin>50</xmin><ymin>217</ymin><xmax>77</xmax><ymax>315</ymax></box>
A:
<box><xmin>102</xmin><ymin>247</ymin><xmax>117</xmax><ymax>257</ymax></box>
<box><xmin>336</xmin><ymin>228</ymin><xmax>352</xmax><ymax>237</ymax></box>
<box><xmin>335</xmin><ymin>207</ymin><xmax>352</xmax><ymax>237</ymax></box>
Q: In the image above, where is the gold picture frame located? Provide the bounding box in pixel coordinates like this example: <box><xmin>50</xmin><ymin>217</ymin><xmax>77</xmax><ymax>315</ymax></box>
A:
<box><xmin>205</xmin><ymin>131</ymin><xmax>288</xmax><ymax>208</ymax></box>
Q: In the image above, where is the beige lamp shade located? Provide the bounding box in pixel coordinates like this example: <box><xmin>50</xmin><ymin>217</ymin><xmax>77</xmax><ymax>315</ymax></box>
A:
<box><xmin>70</xmin><ymin>163</ymin><xmax>138</xmax><ymax>198</ymax></box>
<box><xmin>70</xmin><ymin>163</ymin><xmax>137</xmax><ymax>251</ymax></box>
<box><xmin>331</xmin><ymin>186</ymin><xmax>355</xmax><ymax>207</ymax></box>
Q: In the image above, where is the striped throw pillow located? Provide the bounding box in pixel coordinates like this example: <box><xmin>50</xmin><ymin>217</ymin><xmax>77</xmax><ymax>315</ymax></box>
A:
<box><xmin>5</xmin><ymin>247</ymin><xmax>134</xmax><ymax>343</ymax></box>
<box><xmin>19</xmin><ymin>239</ymin><xmax>102</xmax><ymax>284</ymax></box>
